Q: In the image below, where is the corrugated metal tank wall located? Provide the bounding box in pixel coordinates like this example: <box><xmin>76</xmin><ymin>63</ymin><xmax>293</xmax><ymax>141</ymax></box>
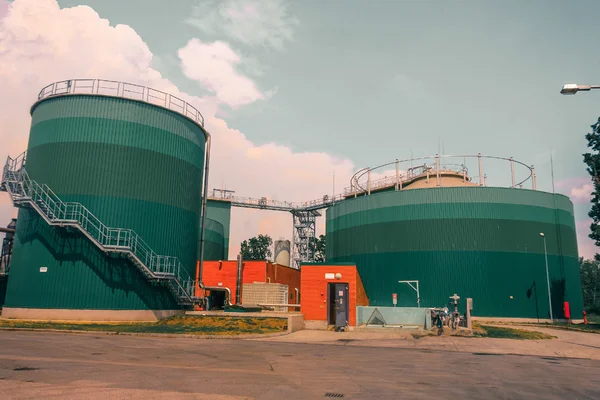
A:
<box><xmin>326</xmin><ymin>187</ymin><xmax>583</xmax><ymax>319</ymax></box>
<box><xmin>5</xmin><ymin>95</ymin><xmax>207</xmax><ymax>310</ymax></box>
<box><xmin>201</xmin><ymin>199</ymin><xmax>232</xmax><ymax>261</ymax></box>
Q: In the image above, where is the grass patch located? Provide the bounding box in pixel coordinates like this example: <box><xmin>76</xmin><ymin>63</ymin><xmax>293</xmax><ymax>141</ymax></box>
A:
<box><xmin>0</xmin><ymin>315</ymin><xmax>288</xmax><ymax>336</ymax></box>
<box><xmin>473</xmin><ymin>323</ymin><xmax>554</xmax><ymax>340</ymax></box>
<box><xmin>525</xmin><ymin>322</ymin><xmax>600</xmax><ymax>334</ymax></box>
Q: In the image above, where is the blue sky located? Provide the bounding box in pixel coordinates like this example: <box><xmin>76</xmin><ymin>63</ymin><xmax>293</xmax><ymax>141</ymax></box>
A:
<box><xmin>2</xmin><ymin>0</ymin><xmax>599</xmax><ymax>257</ymax></box>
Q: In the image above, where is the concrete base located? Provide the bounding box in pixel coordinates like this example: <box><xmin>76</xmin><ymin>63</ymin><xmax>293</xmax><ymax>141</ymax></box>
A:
<box><xmin>186</xmin><ymin>311</ymin><xmax>304</xmax><ymax>333</ymax></box>
<box><xmin>303</xmin><ymin>320</ymin><xmax>328</xmax><ymax>330</ymax></box>
<box><xmin>1</xmin><ymin>308</ymin><xmax>184</xmax><ymax>322</ymax></box>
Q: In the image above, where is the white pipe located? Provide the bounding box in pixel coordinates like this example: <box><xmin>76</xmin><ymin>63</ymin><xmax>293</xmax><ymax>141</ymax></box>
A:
<box><xmin>198</xmin><ymin>133</ymin><xmax>211</xmax><ymax>289</ymax></box>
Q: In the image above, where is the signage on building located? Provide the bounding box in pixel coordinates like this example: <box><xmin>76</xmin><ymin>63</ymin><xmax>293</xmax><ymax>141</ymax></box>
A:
<box><xmin>325</xmin><ymin>273</ymin><xmax>335</xmax><ymax>279</ymax></box>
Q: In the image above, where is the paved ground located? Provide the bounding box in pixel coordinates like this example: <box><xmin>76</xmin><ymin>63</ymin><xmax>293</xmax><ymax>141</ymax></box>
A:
<box><xmin>255</xmin><ymin>325</ymin><xmax>600</xmax><ymax>360</ymax></box>
<box><xmin>1</xmin><ymin>330</ymin><xmax>599</xmax><ymax>399</ymax></box>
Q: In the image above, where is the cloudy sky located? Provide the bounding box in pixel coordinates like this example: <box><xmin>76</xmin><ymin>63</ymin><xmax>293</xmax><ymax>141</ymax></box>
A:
<box><xmin>0</xmin><ymin>0</ymin><xmax>599</xmax><ymax>258</ymax></box>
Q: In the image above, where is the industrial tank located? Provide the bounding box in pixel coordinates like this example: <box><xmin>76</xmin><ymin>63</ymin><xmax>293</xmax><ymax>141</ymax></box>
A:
<box><xmin>328</xmin><ymin>156</ymin><xmax>583</xmax><ymax>319</ymax></box>
<box><xmin>201</xmin><ymin>199</ymin><xmax>232</xmax><ymax>261</ymax></box>
<box><xmin>274</xmin><ymin>239</ymin><xmax>291</xmax><ymax>267</ymax></box>
<box><xmin>4</xmin><ymin>80</ymin><xmax>208</xmax><ymax>319</ymax></box>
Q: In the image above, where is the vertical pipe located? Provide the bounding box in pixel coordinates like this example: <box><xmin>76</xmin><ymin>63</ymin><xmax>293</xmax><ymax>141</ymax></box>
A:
<box><xmin>532</xmin><ymin>166</ymin><xmax>537</xmax><ymax>190</ymax></box>
<box><xmin>236</xmin><ymin>254</ymin><xmax>243</xmax><ymax>305</ymax></box>
<box><xmin>198</xmin><ymin>133</ymin><xmax>212</xmax><ymax>295</ymax></box>
<box><xmin>510</xmin><ymin>157</ymin><xmax>515</xmax><ymax>188</ymax></box>
<box><xmin>478</xmin><ymin>153</ymin><xmax>483</xmax><ymax>186</ymax></box>
<box><xmin>353</xmin><ymin>177</ymin><xmax>357</xmax><ymax>198</ymax></box>
<box><xmin>435</xmin><ymin>154</ymin><xmax>440</xmax><ymax>186</ymax></box>
<box><xmin>194</xmin><ymin>261</ymin><xmax>201</xmax><ymax>310</ymax></box>
<box><xmin>463</xmin><ymin>166</ymin><xmax>466</xmax><ymax>182</ymax></box>
<box><xmin>543</xmin><ymin>237</ymin><xmax>553</xmax><ymax>321</ymax></box>
<box><xmin>367</xmin><ymin>169</ymin><xmax>371</xmax><ymax>195</ymax></box>
<box><xmin>395</xmin><ymin>159</ymin><xmax>399</xmax><ymax>191</ymax></box>
<box><xmin>484</xmin><ymin>174</ymin><xmax>488</xmax><ymax>186</ymax></box>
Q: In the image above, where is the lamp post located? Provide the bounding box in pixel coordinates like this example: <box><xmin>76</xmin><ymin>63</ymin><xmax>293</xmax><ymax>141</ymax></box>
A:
<box><xmin>560</xmin><ymin>83</ymin><xmax>600</xmax><ymax>95</ymax></box>
<box><xmin>539</xmin><ymin>232</ymin><xmax>553</xmax><ymax>322</ymax></box>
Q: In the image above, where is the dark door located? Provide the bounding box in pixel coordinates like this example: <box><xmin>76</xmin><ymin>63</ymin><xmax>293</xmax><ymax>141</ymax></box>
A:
<box><xmin>334</xmin><ymin>283</ymin><xmax>349</xmax><ymax>328</ymax></box>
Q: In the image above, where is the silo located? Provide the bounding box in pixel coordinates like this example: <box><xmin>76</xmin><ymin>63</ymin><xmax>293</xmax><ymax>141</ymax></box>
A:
<box><xmin>274</xmin><ymin>239</ymin><xmax>291</xmax><ymax>267</ymax></box>
<box><xmin>201</xmin><ymin>198</ymin><xmax>232</xmax><ymax>261</ymax></box>
<box><xmin>328</xmin><ymin>158</ymin><xmax>583</xmax><ymax>320</ymax></box>
<box><xmin>3</xmin><ymin>80</ymin><xmax>209</xmax><ymax>320</ymax></box>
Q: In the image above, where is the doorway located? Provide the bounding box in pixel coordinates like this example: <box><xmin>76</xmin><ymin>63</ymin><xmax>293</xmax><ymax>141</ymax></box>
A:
<box><xmin>208</xmin><ymin>289</ymin><xmax>227</xmax><ymax>310</ymax></box>
<box><xmin>328</xmin><ymin>282</ymin><xmax>349</xmax><ymax>328</ymax></box>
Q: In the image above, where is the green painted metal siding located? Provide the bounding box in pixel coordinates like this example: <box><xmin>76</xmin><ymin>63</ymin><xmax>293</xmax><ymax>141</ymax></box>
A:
<box><xmin>326</xmin><ymin>187</ymin><xmax>583</xmax><ymax>319</ymax></box>
<box><xmin>200</xmin><ymin>199</ymin><xmax>232</xmax><ymax>261</ymax></box>
<box><xmin>5</xmin><ymin>95</ymin><xmax>206</xmax><ymax>310</ymax></box>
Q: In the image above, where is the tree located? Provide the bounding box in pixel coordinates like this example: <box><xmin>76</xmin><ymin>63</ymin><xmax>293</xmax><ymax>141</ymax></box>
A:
<box><xmin>309</xmin><ymin>234</ymin><xmax>326</xmax><ymax>263</ymax></box>
<box><xmin>580</xmin><ymin>257</ymin><xmax>600</xmax><ymax>313</ymax></box>
<box><xmin>240</xmin><ymin>234</ymin><xmax>273</xmax><ymax>261</ymax></box>
<box><xmin>583</xmin><ymin>118</ymin><xmax>600</xmax><ymax>260</ymax></box>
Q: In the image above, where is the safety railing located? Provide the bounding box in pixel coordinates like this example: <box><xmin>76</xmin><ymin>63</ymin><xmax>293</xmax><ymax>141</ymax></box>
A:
<box><xmin>348</xmin><ymin>154</ymin><xmax>536</xmax><ymax>196</ymax></box>
<box><xmin>37</xmin><ymin>79</ymin><xmax>204</xmax><ymax>127</ymax></box>
<box><xmin>1</xmin><ymin>152</ymin><xmax>198</xmax><ymax>304</ymax></box>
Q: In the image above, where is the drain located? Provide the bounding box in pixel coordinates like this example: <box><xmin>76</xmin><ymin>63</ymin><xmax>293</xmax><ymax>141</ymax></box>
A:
<box><xmin>324</xmin><ymin>393</ymin><xmax>344</xmax><ymax>398</ymax></box>
<box><xmin>13</xmin><ymin>367</ymin><xmax>38</xmax><ymax>371</ymax></box>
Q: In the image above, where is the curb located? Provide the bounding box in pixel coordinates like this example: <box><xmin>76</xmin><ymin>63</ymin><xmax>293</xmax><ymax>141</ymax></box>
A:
<box><xmin>0</xmin><ymin>327</ymin><xmax>291</xmax><ymax>340</ymax></box>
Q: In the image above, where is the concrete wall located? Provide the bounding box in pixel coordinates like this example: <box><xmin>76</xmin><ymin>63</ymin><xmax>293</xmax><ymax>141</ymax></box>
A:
<box><xmin>357</xmin><ymin>306</ymin><xmax>432</xmax><ymax>329</ymax></box>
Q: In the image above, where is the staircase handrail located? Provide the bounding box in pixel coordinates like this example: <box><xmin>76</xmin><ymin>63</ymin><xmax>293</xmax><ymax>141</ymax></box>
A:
<box><xmin>2</xmin><ymin>152</ymin><xmax>197</xmax><ymax>303</ymax></box>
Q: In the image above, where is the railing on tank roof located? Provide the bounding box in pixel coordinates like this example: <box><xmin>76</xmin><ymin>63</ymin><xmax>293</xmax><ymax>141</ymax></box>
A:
<box><xmin>348</xmin><ymin>154</ymin><xmax>536</xmax><ymax>197</ymax></box>
<box><xmin>37</xmin><ymin>79</ymin><xmax>204</xmax><ymax>127</ymax></box>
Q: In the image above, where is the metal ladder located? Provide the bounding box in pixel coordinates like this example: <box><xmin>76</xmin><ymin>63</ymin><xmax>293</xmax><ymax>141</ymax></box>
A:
<box><xmin>0</xmin><ymin>152</ymin><xmax>200</xmax><ymax>306</ymax></box>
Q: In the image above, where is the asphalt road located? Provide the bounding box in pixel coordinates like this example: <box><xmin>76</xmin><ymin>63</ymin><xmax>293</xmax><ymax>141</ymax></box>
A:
<box><xmin>0</xmin><ymin>331</ymin><xmax>598</xmax><ymax>399</ymax></box>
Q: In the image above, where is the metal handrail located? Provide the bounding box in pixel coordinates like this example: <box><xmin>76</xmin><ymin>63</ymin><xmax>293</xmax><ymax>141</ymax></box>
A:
<box><xmin>1</xmin><ymin>152</ymin><xmax>198</xmax><ymax>304</ymax></box>
<box><xmin>349</xmin><ymin>154</ymin><xmax>535</xmax><ymax>195</ymax></box>
<box><xmin>36</xmin><ymin>79</ymin><xmax>205</xmax><ymax>127</ymax></box>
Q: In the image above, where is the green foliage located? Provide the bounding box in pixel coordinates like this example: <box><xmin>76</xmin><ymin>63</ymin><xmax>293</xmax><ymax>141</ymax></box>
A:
<box><xmin>240</xmin><ymin>234</ymin><xmax>273</xmax><ymax>261</ymax></box>
<box><xmin>580</xmin><ymin>257</ymin><xmax>600</xmax><ymax>313</ymax></box>
<box><xmin>309</xmin><ymin>234</ymin><xmax>326</xmax><ymax>262</ymax></box>
<box><xmin>583</xmin><ymin>119</ymin><xmax>600</xmax><ymax>259</ymax></box>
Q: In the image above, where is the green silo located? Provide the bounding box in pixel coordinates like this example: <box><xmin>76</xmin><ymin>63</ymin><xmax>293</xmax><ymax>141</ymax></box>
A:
<box><xmin>326</xmin><ymin>187</ymin><xmax>583</xmax><ymax>320</ymax></box>
<box><xmin>201</xmin><ymin>199</ymin><xmax>232</xmax><ymax>261</ymax></box>
<box><xmin>4</xmin><ymin>83</ymin><xmax>208</xmax><ymax>320</ymax></box>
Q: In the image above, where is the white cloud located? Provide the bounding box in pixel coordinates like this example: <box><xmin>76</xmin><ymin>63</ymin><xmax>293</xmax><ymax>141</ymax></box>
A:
<box><xmin>576</xmin><ymin>219</ymin><xmax>597</xmax><ymax>260</ymax></box>
<box><xmin>178</xmin><ymin>39</ymin><xmax>265</xmax><ymax>108</ymax></box>
<box><xmin>571</xmin><ymin>183</ymin><xmax>593</xmax><ymax>204</ymax></box>
<box><xmin>0</xmin><ymin>0</ymin><xmax>354</xmax><ymax>258</ymax></box>
<box><xmin>186</xmin><ymin>0</ymin><xmax>298</xmax><ymax>50</ymax></box>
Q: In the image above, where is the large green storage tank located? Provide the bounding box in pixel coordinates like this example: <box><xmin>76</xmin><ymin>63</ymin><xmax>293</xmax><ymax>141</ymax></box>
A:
<box><xmin>201</xmin><ymin>199</ymin><xmax>232</xmax><ymax>261</ymax></box>
<box><xmin>4</xmin><ymin>85</ymin><xmax>208</xmax><ymax>320</ymax></box>
<box><xmin>326</xmin><ymin>187</ymin><xmax>583</xmax><ymax>320</ymax></box>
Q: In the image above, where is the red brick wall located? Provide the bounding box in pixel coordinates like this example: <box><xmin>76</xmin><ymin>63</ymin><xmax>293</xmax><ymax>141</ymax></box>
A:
<box><xmin>300</xmin><ymin>265</ymin><xmax>363</xmax><ymax>326</ymax></box>
<box><xmin>199</xmin><ymin>260</ymin><xmax>268</xmax><ymax>304</ymax></box>
<box><xmin>266</xmin><ymin>263</ymin><xmax>301</xmax><ymax>304</ymax></box>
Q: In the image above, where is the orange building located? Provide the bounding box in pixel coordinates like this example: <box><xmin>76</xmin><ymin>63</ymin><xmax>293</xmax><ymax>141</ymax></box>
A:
<box><xmin>196</xmin><ymin>260</ymin><xmax>301</xmax><ymax>310</ymax></box>
<box><xmin>300</xmin><ymin>263</ymin><xmax>369</xmax><ymax>329</ymax></box>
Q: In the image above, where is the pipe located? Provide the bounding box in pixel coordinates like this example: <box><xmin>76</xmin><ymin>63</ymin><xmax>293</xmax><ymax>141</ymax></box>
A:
<box><xmin>204</xmin><ymin>286</ymin><xmax>233</xmax><ymax>307</ymax></box>
<box><xmin>0</xmin><ymin>227</ymin><xmax>15</xmax><ymax>234</ymax></box>
<box><xmin>198</xmin><ymin>133</ymin><xmax>211</xmax><ymax>291</ymax></box>
<box><xmin>236</xmin><ymin>254</ymin><xmax>243</xmax><ymax>305</ymax></box>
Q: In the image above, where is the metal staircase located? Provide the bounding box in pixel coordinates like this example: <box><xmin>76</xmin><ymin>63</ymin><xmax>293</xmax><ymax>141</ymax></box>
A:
<box><xmin>1</xmin><ymin>152</ymin><xmax>200</xmax><ymax>306</ymax></box>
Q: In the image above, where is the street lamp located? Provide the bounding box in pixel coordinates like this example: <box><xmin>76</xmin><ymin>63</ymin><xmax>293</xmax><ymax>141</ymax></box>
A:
<box><xmin>539</xmin><ymin>232</ymin><xmax>554</xmax><ymax>321</ymax></box>
<box><xmin>560</xmin><ymin>83</ymin><xmax>600</xmax><ymax>95</ymax></box>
